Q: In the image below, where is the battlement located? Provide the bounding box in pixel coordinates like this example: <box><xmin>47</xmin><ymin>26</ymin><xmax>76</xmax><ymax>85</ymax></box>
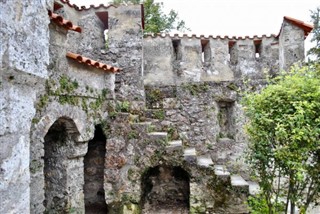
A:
<box><xmin>144</xmin><ymin>33</ymin><xmax>280</xmax><ymax>85</ymax></box>
<box><xmin>143</xmin><ymin>16</ymin><xmax>312</xmax><ymax>85</ymax></box>
<box><xmin>51</xmin><ymin>1</ymin><xmax>312</xmax><ymax>86</ymax></box>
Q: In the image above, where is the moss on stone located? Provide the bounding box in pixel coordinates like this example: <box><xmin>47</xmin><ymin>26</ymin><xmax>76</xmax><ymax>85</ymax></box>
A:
<box><xmin>152</xmin><ymin>109</ymin><xmax>165</xmax><ymax>120</ymax></box>
<box><xmin>227</xmin><ymin>82</ymin><xmax>239</xmax><ymax>91</ymax></box>
<box><xmin>31</xmin><ymin>118</ymin><xmax>40</xmax><ymax>124</ymax></box>
<box><xmin>182</xmin><ymin>83</ymin><xmax>210</xmax><ymax>96</ymax></box>
<box><xmin>145</xmin><ymin>86</ymin><xmax>165</xmax><ymax>108</ymax></box>
<box><xmin>116</xmin><ymin>101</ymin><xmax>131</xmax><ymax>112</ymax></box>
<box><xmin>37</xmin><ymin>94</ymin><xmax>49</xmax><ymax>109</ymax></box>
<box><xmin>128</xmin><ymin>130</ymin><xmax>138</xmax><ymax>140</ymax></box>
<box><xmin>30</xmin><ymin>160</ymin><xmax>42</xmax><ymax>174</ymax></box>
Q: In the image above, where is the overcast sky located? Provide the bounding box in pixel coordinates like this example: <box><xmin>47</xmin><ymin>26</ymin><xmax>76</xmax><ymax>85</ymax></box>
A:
<box><xmin>70</xmin><ymin>0</ymin><xmax>319</xmax><ymax>51</ymax></box>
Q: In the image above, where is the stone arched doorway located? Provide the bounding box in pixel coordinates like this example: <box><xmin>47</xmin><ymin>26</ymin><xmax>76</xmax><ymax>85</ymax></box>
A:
<box><xmin>84</xmin><ymin>125</ymin><xmax>108</xmax><ymax>213</ymax></box>
<box><xmin>43</xmin><ymin>117</ymin><xmax>83</xmax><ymax>213</ymax></box>
<box><xmin>141</xmin><ymin>165</ymin><xmax>190</xmax><ymax>213</ymax></box>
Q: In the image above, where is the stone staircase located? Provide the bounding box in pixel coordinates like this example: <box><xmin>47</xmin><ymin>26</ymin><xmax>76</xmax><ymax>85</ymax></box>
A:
<box><xmin>127</xmin><ymin>113</ymin><xmax>259</xmax><ymax>193</ymax></box>
<box><xmin>113</xmin><ymin>111</ymin><xmax>259</xmax><ymax>213</ymax></box>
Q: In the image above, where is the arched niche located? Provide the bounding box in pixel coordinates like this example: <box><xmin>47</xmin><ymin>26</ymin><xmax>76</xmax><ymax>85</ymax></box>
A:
<box><xmin>30</xmin><ymin>103</ymin><xmax>95</xmax><ymax>213</ymax></box>
<box><xmin>43</xmin><ymin>117</ymin><xmax>84</xmax><ymax>213</ymax></box>
<box><xmin>141</xmin><ymin>165</ymin><xmax>190</xmax><ymax>213</ymax></box>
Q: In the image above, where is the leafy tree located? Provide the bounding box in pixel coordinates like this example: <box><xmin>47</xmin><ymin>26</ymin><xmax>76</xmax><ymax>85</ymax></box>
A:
<box><xmin>109</xmin><ymin>0</ymin><xmax>189</xmax><ymax>33</ymax></box>
<box><xmin>243</xmin><ymin>64</ymin><xmax>320</xmax><ymax>214</ymax></box>
<box><xmin>308</xmin><ymin>7</ymin><xmax>320</xmax><ymax>60</ymax></box>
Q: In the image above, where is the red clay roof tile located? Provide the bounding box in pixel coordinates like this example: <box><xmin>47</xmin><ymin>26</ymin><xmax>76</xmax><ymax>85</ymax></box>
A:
<box><xmin>48</xmin><ymin>10</ymin><xmax>82</xmax><ymax>32</ymax></box>
<box><xmin>66</xmin><ymin>52</ymin><xmax>121</xmax><ymax>73</ymax></box>
<box><xmin>283</xmin><ymin>16</ymin><xmax>313</xmax><ymax>37</ymax></box>
<box><xmin>59</xmin><ymin>0</ymin><xmax>116</xmax><ymax>11</ymax></box>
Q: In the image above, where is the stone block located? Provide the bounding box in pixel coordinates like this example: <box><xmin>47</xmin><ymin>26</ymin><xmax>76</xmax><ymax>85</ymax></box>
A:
<box><xmin>166</xmin><ymin>140</ymin><xmax>183</xmax><ymax>152</ymax></box>
<box><xmin>183</xmin><ymin>147</ymin><xmax>197</xmax><ymax>162</ymax></box>
<box><xmin>197</xmin><ymin>156</ymin><xmax>214</xmax><ymax>168</ymax></box>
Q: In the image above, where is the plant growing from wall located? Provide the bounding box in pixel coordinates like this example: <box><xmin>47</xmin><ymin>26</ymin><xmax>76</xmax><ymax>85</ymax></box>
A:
<box><xmin>145</xmin><ymin>87</ymin><xmax>164</xmax><ymax>108</ymax></box>
<box><xmin>242</xmin><ymin>64</ymin><xmax>320</xmax><ymax>213</ymax></box>
<box><xmin>116</xmin><ymin>101</ymin><xmax>131</xmax><ymax>112</ymax></box>
<box><xmin>152</xmin><ymin>109</ymin><xmax>165</xmax><ymax>120</ymax></box>
<box><xmin>35</xmin><ymin>75</ymin><xmax>110</xmax><ymax>121</ymax></box>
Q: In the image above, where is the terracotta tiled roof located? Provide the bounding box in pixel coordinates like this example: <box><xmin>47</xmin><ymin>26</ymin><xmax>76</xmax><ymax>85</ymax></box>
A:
<box><xmin>59</xmin><ymin>0</ymin><xmax>116</xmax><ymax>11</ymax></box>
<box><xmin>283</xmin><ymin>16</ymin><xmax>313</xmax><ymax>37</ymax></box>
<box><xmin>48</xmin><ymin>10</ymin><xmax>82</xmax><ymax>32</ymax></box>
<box><xmin>144</xmin><ymin>33</ymin><xmax>277</xmax><ymax>40</ymax></box>
<box><xmin>66</xmin><ymin>52</ymin><xmax>121</xmax><ymax>73</ymax></box>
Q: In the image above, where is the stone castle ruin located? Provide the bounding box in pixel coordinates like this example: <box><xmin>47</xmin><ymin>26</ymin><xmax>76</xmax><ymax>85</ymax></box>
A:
<box><xmin>0</xmin><ymin>0</ymin><xmax>315</xmax><ymax>213</ymax></box>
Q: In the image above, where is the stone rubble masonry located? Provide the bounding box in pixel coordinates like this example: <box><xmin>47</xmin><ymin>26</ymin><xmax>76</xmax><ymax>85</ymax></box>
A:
<box><xmin>0</xmin><ymin>0</ymin><xmax>53</xmax><ymax>213</ymax></box>
<box><xmin>0</xmin><ymin>0</ymin><xmax>316</xmax><ymax>213</ymax></box>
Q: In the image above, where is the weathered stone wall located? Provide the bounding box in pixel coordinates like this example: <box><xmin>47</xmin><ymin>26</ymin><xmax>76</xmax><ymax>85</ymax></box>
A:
<box><xmin>0</xmin><ymin>0</ymin><xmax>52</xmax><ymax>213</ymax></box>
<box><xmin>141</xmin><ymin>17</ymin><xmax>306</xmax><ymax>185</ymax></box>
<box><xmin>0</xmin><ymin>1</ymin><xmax>312</xmax><ymax>213</ymax></box>
<box><xmin>107</xmin><ymin>5</ymin><xmax>145</xmax><ymax>102</ymax></box>
<box><xmin>28</xmin><ymin>3</ymin><xmax>144</xmax><ymax>214</ymax></box>
<box><xmin>144</xmin><ymin>82</ymin><xmax>250</xmax><ymax>173</ymax></box>
<box><xmin>279</xmin><ymin>19</ymin><xmax>305</xmax><ymax>71</ymax></box>
<box><xmin>143</xmin><ymin>35</ymin><xmax>283</xmax><ymax>85</ymax></box>
<box><xmin>102</xmin><ymin>107</ymin><xmax>251</xmax><ymax>213</ymax></box>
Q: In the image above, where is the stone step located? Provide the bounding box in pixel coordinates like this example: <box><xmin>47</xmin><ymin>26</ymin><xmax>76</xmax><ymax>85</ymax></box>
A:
<box><xmin>214</xmin><ymin>165</ymin><xmax>230</xmax><ymax>181</ymax></box>
<box><xmin>147</xmin><ymin>132</ymin><xmax>168</xmax><ymax>141</ymax></box>
<box><xmin>114</xmin><ymin>112</ymin><xmax>131</xmax><ymax>122</ymax></box>
<box><xmin>129</xmin><ymin>114</ymin><xmax>140</xmax><ymax>123</ymax></box>
<box><xmin>231</xmin><ymin>175</ymin><xmax>249</xmax><ymax>186</ymax></box>
<box><xmin>183</xmin><ymin>148</ymin><xmax>197</xmax><ymax>163</ymax></box>
<box><xmin>144</xmin><ymin>109</ymin><xmax>166</xmax><ymax>120</ymax></box>
<box><xmin>166</xmin><ymin>140</ymin><xmax>183</xmax><ymax>152</ymax></box>
<box><xmin>130</xmin><ymin>122</ymin><xmax>152</xmax><ymax>133</ymax></box>
<box><xmin>197</xmin><ymin>156</ymin><xmax>214</xmax><ymax>168</ymax></box>
<box><xmin>247</xmin><ymin>181</ymin><xmax>260</xmax><ymax>195</ymax></box>
<box><xmin>217</xmin><ymin>137</ymin><xmax>235</xmax><ymax>144</ymax></box>
<box><xmin>145</xmin><ymin>119</ymin><xmax>173</xmax><ymax>132</ymax></box>
<box><xmin>231</xmin><ymin>175</ymin><xmax>249</xmax><ymax>192</ymax></box>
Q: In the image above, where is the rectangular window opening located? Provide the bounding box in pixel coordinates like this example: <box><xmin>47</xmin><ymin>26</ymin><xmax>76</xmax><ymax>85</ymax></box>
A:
<box><xmin>254</xmin><ymin>40</ymin><xmax>262</xmax><ymax>59</ymax></box>
<box><xmin>172</xmin><ymin>39</ymin><xmax>181</xmax><ymax>60</ymax></box>
<box><xmin>228</xmin><ymin>41</ymin><xmax>237</xmax><ymax>64</ymax></box>
<box><xmin>217</xmin><ymin>101</ymin><xmax>235</xmax><ymax>139</ymax></box>
<box><xmin>201</xmin><ymin>39</ymin><xmax>210</xmax><ymax>64</ymax></box>
<box><xmin>95</xmin><ymin>11</ymin><xmax>109</xmax><ymax>30</ymax></box>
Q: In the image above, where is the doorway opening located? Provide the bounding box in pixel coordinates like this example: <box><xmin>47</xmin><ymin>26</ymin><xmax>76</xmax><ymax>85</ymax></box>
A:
<box><xmin>84</xmin><ymin>125</ymin><xmax>108</xmax><ymax>214</ymax></box>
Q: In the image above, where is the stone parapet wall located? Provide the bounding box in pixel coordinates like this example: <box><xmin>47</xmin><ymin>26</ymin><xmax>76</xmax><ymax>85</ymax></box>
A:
<box><xmin>143</xmin><ymin>25</ymin><xmax>305</xmax><ymax>86</ymax></box>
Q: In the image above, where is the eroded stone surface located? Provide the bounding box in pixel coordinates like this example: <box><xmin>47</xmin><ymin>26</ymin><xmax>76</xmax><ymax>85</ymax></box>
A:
<box><xmin>0</xmin><ymin>1</ymin><xmax>313</xmax><ymax>213</ymax></box>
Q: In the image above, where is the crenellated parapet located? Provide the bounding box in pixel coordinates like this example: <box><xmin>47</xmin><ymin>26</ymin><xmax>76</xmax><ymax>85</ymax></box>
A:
<box><xmin>143</xmin><ymin>16</ymin><xmax>312</xmax><ymax>86</ymax></box>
